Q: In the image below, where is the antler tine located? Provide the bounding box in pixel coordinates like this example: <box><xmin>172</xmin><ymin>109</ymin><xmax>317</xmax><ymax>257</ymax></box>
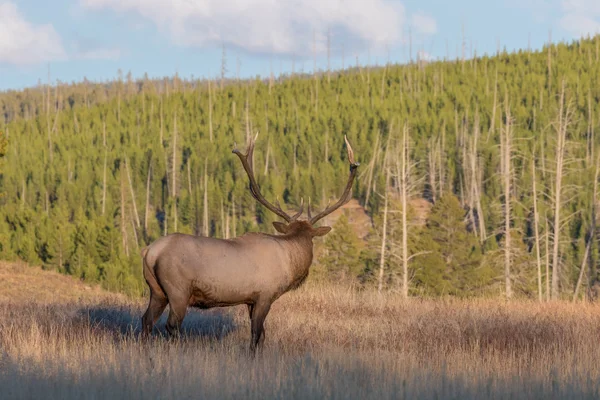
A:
<box><xmin>307</xmin><ymin>197</ymin><xmax>312</xmax><ymax>220</ymax></box>
<box><xmin>290</xmin><ymin>198</ymin><xmax>304</xmax><ymax>221</ymax></box>
<box><xmin>344</xmin><ymin>135</ymin><xmax>356</xmax><ymax>165</ymax></box>
<box><xmin>309</xmin><ymin>135</ymin><xmax>360</xmax><ymax>225</ymax></box>
<box><xmin>233</xmin><ymin>133</ymin><xmax>294</xmax><ymax>223</ymax></box>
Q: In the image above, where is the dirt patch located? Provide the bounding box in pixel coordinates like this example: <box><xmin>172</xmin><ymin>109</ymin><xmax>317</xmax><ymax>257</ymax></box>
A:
<box><xmin>319</xmin><ymin>199</ymin><xmax>372</xmax><ymax>239</ymax></box>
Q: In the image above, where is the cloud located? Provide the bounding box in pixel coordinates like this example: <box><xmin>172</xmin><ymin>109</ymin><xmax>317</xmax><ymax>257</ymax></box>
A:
<box><xmin>410</xmin><ymin>11</ymin><xmax>437</xmax><ymax>36</ymax></box>
<box><xmin>0</xmin><ymin>2</ymin><xmax>66</xmax><ymax>65</ymax></box>
<box><xmin>560</xmin><ymin>0</ymin><xmax>600</xmax><ymax>37</ymax></box>
<box><xmin>79</xmin><ymin>0</ymin><xmax>405</xmax><ymax>55</ymax></box>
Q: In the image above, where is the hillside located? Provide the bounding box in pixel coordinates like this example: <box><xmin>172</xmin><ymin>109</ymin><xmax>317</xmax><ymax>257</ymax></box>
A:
<box><xmin>0</xmin><ymin>261</ymin><xmax>124</xmax><ymax>303</ymax></box>
<box><xmin>1</xmin><ymin>36</ymin><xmax>600</xmax><ymax>298</ymax></box>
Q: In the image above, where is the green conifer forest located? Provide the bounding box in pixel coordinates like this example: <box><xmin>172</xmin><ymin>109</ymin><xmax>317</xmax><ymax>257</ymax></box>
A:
<box><xmin>2</xmin><ymin>37</ymin><xmax>600</xmax><ymax>298</ymax></box>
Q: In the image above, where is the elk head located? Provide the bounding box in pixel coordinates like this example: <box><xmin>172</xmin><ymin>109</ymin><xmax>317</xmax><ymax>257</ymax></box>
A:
<box><xmin>232</xmin><ymin>134</ymin><xmax>360</xmax><ymax>238</ymax></box>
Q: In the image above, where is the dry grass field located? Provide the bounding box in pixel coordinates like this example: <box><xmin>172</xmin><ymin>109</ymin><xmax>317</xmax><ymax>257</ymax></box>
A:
<box><xmin>2</xmin><ymin>262</ymin><xmax>600</xmax><ymax>399</ymax></box>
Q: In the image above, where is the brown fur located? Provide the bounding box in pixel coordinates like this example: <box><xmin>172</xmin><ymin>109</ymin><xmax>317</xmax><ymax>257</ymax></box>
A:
<box><xmin>141</xmin><ymin>221</ymin><xmax>329</xmax><ymax>352</ymax></box>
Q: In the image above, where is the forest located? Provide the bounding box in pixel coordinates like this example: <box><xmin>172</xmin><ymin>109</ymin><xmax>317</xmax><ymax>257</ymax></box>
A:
<box><xmin>1</xmin><ymin>35</ymin><xmax>600</xmax><ymax>299</ymax></box>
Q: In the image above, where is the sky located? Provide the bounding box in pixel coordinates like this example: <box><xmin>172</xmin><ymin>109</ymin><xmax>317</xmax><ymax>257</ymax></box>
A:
<box><xmin>0</xmin><ymin>0</ymin><xmax>599</xmax><ymax>91</ymax></box>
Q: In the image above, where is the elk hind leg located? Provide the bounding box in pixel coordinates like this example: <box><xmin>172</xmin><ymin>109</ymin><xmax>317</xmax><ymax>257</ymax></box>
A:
<box><xmin>142</xmin><ymin>292</ymin><xmax>168</xmax><ymax>338</ymax></box>
<box><xmin>166</xmin><ymin>299</ymin><xmax>188</xmax><ymax>339</ymax></box>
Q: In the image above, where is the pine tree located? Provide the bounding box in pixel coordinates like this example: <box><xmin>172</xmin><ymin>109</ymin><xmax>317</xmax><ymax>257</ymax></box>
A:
<box><xmin>319</xmin><ymin>214</ymin><xmax>364</xmax><ymax>282</ymax></box>
<box><xmin>415</xmin><ymin>193</ymin><xmax>492</xmax><ymax>296</ymax></box>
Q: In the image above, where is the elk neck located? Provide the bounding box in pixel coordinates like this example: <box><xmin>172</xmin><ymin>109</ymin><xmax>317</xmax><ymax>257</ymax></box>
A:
<box><xmin>280</xmin><ymin>230</ymin><xmax>315</xmax><ymax>280</ymax></box>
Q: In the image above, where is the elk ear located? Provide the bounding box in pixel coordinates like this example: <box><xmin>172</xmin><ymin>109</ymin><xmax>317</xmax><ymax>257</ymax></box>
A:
<box><xmin>312</xmin><ymin>226</ymin><xmax>332</xmax><ymax>237</ymax></box>
<box><xmin>273</xmin><ymin>222</ymin><xmax>290</xmax><ymax>234</ymax></box>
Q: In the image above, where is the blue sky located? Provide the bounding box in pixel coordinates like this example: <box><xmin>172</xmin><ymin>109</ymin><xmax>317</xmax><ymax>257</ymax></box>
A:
<box><xmin>0</xmin><ymin>0</ymin><xmax>599</xmax><ymax>91</ymax></box>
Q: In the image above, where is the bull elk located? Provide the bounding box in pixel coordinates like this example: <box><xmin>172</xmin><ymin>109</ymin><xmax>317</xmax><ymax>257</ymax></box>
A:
<box><xmin>141</xmin><ymin>134</ymin><xmax>359</xmax><ymax>352</ymax></box>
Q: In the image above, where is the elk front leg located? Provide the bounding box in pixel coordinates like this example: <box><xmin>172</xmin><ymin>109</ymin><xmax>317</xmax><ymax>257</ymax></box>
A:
<box><xmin>249</xmin><ymin>301</ymin><xmax>271</xmax><ymax>353</ymax></box>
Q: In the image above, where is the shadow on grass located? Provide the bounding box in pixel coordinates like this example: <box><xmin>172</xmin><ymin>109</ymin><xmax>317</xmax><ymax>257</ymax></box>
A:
<box><xmin>80</xmin><ymin>304</ymin><xmax>238</xmax><ymax>341</ymax></box>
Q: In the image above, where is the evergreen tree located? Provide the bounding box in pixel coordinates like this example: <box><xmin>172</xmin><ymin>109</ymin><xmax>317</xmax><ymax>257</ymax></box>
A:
<box><xmin>413</xmin><ymin>194</ymin><xmax>493</xmax><ymax>296</ymax></box>
<box><xmin>318</xmin><ymin>214</ymin><xmax>363</xmax><ymax>282</ymax></box>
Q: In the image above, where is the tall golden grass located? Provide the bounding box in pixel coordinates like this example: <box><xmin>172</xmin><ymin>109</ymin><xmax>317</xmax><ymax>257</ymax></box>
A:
<box><xmin>2</xmin><ymin>284</ymin><xmax>600</xmax><ymax>399</ymax></box>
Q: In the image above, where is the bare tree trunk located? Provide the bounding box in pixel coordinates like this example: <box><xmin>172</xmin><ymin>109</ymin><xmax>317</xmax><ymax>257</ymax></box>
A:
<box><xmin>203</xmin><ymin>160</ymin><xmax>209</xmax><ymax>237</ymax></box>
<box><xmin>472</xmin><ymin>112</ymin><xmax>486</xmax><ymax>241</ymax></box>
<box><xmin>532</xmin><ymin>156</ymin><xmax>543</xmax><ymax>301</ymax></box>
<box><xmin>364</xmin><ymin>133</ymin><xmax>380</xmax><ymax>210</ymax></box>
<box><xmin>439</xmin><ymin>122</ymin><xmax>446</xmax><ymax>192</ymax></box>
<box><xmin>124</xmin><ymin>157</ymin><xmax>141</xmax><ymax>228</ymax></box>
<box><xmin>172</xmin><ymin>114</ymin><xmax>178</xmax><ymax>233</ymax></box>
<box><xmin>264</xmin><ymin>140</ymin><xmax>270</xmax><ymax>176</ymax></box>
<box><xmin>428</xmin><ymin>137</ymin><xmax>437</xmax><ymax>202</ymax></box>
<box><xmin>232</xmin><ymin>194</ymin><xmax>237</xmax><ymax>238</ymax></box>
<box><xmin>220</xmin><ymin>199</ymin><xmax>225</xmax><ymax>238</ymax></box>
<box><xmin>551</xmin><ymin>82</ymin><xmax>568</xmax><ymax>300</ymax></box>
<box><xmin>502</xmin><ymin>102</ymin><xmax>513</xmax><ymax>299</ymax></box>
<box><xmin>400</xmin><ymin>125</ymin><xmax>409</xmax><ymax>298</ymax></box>
<box><xmin>163</xmin><ymin>147</ymin><xmax>170</xmax><ymax>198</ymax></box>
<box><xmin>378</xmin><ymin>163</ymin><xmax>390</xmax><ymax>293</ymax></box>
<box><xmin>573</xmin><ymin>238</ymin><xmax>592</xmax><ymax>301</ymax></box>
<box><xmin>225</xmin><ymin>205</ymin><xmax>231</xmax><ymax>239</ymax></box>
<box><xmin>474</xmin><ymin>171</ymin><xmax>486</xmax><ymax>243</ymax></box>
<box><xmin>144</xmin><ymin>164</ymin><xmax>152</xmax><ymax>236</ymax></box>
<box><xmin>467</xmin><ymin>113</ymin><xmax>483</xmax><ymax>241</ymax></box>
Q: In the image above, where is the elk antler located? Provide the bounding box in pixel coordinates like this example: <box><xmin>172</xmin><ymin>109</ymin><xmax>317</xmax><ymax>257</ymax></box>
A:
<box><xmin>233</xmin><ymin>133</ymin><xmax>301</xmax><ymax>223</ymax></box>
<box><xmin>308</xmin><ymin>135</ymin><xmax>359</xmax><ymax>225</ymax></box>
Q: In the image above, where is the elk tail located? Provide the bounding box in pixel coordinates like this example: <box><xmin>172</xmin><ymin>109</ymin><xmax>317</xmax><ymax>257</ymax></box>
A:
<box><xmin>141</xmin><ymin>246</ymin><xmax>166</xmax><ymax>299</ymax></box>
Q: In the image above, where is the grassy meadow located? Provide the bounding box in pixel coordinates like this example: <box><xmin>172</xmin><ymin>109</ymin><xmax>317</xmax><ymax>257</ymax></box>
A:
<box><xmin>1</xmin><ymin>262</ymin><xmax>600</xmax><ymax>399</ymax></box>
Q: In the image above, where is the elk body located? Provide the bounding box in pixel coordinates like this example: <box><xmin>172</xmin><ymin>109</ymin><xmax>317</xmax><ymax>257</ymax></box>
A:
<box><xmin>141</xmin><ymin>135</ymin><xmax>359</xmax><ymax>352</ymax></box>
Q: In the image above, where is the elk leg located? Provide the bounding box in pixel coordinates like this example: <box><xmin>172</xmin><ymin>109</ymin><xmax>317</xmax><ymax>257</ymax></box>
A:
<box><xmin>249</xmin><ymin>301</ymin><xmax>271</xmax><ymax>353</ymax></box>
<box><xmin>166</xmin><ymin>300</ymin><xmax>188</xmax><ymax>339</ymax></box>
<box><xmin>142</xmin><ymin>293</ymin><xmax>168</xmax><ymax>338</ymax></box>
<box><xmin>248</xmin><ymin>304</ymin><xmax>265</xmax><ymax>346</ymax></box>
